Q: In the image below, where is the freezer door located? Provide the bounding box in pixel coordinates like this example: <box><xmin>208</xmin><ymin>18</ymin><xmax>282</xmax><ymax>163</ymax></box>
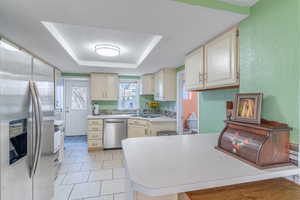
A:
<box><xmin>32</xmin><ymin>58</ymin><xmax>55</xmax><ymax>200</ymax></box>
<box><xmin>0</xmin><ymin>40</ymin><xmax>33</xmax><ymax>200</ymax></box>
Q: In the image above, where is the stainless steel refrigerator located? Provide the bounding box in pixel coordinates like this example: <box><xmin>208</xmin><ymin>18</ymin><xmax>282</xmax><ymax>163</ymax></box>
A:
<box><xmin>0</xmin><ymin>39</ymin><xmax>55</xmax><ymax>200</ymax></box>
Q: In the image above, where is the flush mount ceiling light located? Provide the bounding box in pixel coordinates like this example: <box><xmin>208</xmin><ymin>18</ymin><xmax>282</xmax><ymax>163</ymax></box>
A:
<box><xmin>95</xmin><ymin>44</ymin><xmax>120</xmax><ymax>57</ymax></box>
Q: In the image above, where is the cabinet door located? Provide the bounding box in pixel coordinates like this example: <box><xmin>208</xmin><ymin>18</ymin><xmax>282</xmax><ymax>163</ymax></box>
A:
<box><xmin>204</xmin><ymin>28</ymin><xmax>239</xmax><ymax>88</ymax></box>
<box><xmin>106</xmin><ymin>74</ymin><xmax>119</xmax><ymax>100</ymax></box>
<box><xmin>90</xmin><ymin>73</ymin><xmax>106</xmax><ymax>100</ymax></box>
<box><xmin>154</xmin><ymin>72</ymin><xmax>160</xmax><ymax>100</ymax></box>
<box><xmin>185</xmin><ymin>47</ymin><xmax>204</xmax><ymax>90</ymax></box>
<box><xmin>141</xmin><ymin>74</ymin><xmax>154</xmax><ymax>95</ymax></box>
<box><xmin>158</xmin><ymin>70</ymin><xmax>164</xmax><ymax>99</ymax></box>
<box><xmin>128</xmin><ymin>125</ymin><xmax>147</xmax><ymax>138</ymax></box>
<box><xmin>162</xmin><ymin>69</ymin><xmax>176</xmax><ymax>101</ymax></box>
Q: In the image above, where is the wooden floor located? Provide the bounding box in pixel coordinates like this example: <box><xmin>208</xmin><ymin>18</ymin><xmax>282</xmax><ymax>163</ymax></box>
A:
<box><xmin>184</xmin><ymin>178</ymin><xmax>300</xmax><ymax>200</ymax></box>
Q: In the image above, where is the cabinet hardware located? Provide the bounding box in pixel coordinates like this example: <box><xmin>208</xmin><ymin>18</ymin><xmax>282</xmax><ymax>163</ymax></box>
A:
<box><xmin>204</xmin><ymin>73</ymin><xmax>208</xmax><ymax>81</ymax></box>
<box><xmin>198</xmin><ymin>72</ymin><xmax>204</xmax><ymax>82</ymax></box>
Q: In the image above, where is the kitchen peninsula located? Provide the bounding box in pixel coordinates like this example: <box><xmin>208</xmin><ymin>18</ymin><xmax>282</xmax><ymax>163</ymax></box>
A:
<box><xmin>122</xmin><ymin>134</ymin><xmax>300</xmax><ymax>200</ymax></box>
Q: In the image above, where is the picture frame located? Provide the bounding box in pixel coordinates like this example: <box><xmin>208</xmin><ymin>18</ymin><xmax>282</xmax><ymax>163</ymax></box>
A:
<box><xmin>232</xmin><ymin>93</ymin><xmax>263</xmax><ymax>124</ymax></box>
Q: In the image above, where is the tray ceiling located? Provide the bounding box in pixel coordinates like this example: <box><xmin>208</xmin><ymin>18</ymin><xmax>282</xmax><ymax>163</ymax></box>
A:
<box><xmin>0</xmin><ymin>0</ymin><xmax>258</xmax><ymax>74</ymax></box>
<box><xmin>43</xmin><ymin>22</ymin><xmax>162</xmax><ymax>68</ymax></box>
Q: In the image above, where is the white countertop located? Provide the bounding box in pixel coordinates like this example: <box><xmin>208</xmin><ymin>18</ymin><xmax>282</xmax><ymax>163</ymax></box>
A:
<box><xmin>122</xmin><ymin>134</ymin><xmax>300</xmax><ymax>196</ymax></box>
<box><xmin>87</xmin><ymin>114</ymin><xmax>176</xmax><ymax>122</ymax></box>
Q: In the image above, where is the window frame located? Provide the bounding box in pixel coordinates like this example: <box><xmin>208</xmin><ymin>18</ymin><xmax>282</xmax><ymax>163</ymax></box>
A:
<box><xmin>118</xmin><ymin>79</ymin><xmax>140</xmax><ymax>110</ymax></box>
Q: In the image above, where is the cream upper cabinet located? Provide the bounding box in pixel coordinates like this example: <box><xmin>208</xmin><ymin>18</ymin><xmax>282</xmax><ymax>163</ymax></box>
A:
<box><xmin>157</xmin><ymin>70</ymin><xmax>164</xmax><ymax>100</ymax></box>
<box><xmin>90</xmin><ymin>73</ymin><xmax>119</xmax><ymax>100</ymax></box>
<box><xmin>141</xmin><ymin>74</ymin><xmax>154</xmax><ymax>95</ymax></box>
<box><xmin>204</xmin><ymin>27</ymin><xmax>239</xmax><ymax>89</ymax></box>
<box><xmin>90</xmin><ymin>73</ymin><xmax>106</xmax><ymax>100</ymax></box>
<box><xmin>185</xmin><ymin>47</ymin><xmax>204</xmax><ymax>90</ymax></box>
<box><xmin>185</xmin><ymin>27</ymin><xmax>239</xmax><ymax>91</ymax></box>
<box><xmin>154</xmin><ymin>72</ymin><xmax>160</xmax><ymax>99</ymax></box>
<box><xmin>106</xmin><ymin>74</ymin><xmax>119</xmax><ymax>100</ymax></box>
<box><xmin>154</xmin><ymin>68</ymin><xmax>176</xmax><ymax>101</ymax></box>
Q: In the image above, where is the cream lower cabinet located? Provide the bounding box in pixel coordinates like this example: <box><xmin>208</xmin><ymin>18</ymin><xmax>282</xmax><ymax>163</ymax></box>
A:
<box><xmin>185</xmin><ymin>27</ymin><xmax>239</xmax><ymax>91</ymax></box>
<box><xmin>87</xmin><ymin>119</ymin><xmax>103</xmax><ymax>151</ymax></box>
<box><xmin>128</xmin><ymin>119</ymin><xmax>150</xmax><ymax>138</ymax></box>
<box><xmin>90</xmin><ymin>73</ymin><xmax>119</xmax><ymax>100</ymax></box>
<box><xmin>148</xmin><ymin>121</ymin><xmax>176</xmax><ymax>136</ymax></box>
<box><xmin>128</xmin><ymin>119</ymin><xmax>176</xmax><ymax>137</ymax></box>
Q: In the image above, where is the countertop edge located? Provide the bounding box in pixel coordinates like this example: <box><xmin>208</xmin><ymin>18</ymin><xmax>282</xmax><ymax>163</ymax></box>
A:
<box><xmin>87</xmin><ymin>115</ymin><xmax>176</xmax><ymax>122</ymax></box>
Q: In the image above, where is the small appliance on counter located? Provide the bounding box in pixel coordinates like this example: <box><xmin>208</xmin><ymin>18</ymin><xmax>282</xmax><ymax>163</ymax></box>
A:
<box><xmin>93</xmin><ymin>104</ymin><xmax>100</xmax><ymax>115</ymax></box>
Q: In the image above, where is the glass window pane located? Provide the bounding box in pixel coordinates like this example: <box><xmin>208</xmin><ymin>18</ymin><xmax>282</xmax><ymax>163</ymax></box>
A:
<box><xmin>71</xmin><ymin>86</ymin><xmax>87</xmax><ymax>110</ymax></box>
<box><xmin>118</xmin><ymin>81</ymin><xmax>139</xmax><ymax>110</ymax></box>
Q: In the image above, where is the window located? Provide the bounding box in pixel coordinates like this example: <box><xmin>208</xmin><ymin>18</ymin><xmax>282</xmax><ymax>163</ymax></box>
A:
<box><xmin>118</xmin><ymin>80</ymin><xmax>139</xmax><ymax>110</ymax></box>
<box><xmin>71</xmin><ymin>86</ymin><xmax>88</xmax><ymax>110</ymax></box>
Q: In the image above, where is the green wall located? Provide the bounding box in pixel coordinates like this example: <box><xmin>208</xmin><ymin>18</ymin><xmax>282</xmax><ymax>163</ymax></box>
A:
<box><xmin>199</xmin><ymin>88</ymin><xmax>238</xmax><ymax>133</ymax></box>
<box><xmin>159</xmin><ymin>101</ymin><xmax>177</xmax><ymax>111</ymax></box>
<box><xmin>239</xmin><ymin>0</ymin><xmax>300</xmax><ymax>143</ymax></box>
<box><xmin>140</xmin><ymin>95</ymin><xmax>154</xmax><ymax>110</ymax></box>
<box><xmin>61</xmin><ymin>72</ymin><xmax>90</xmax><ymax>77</ymax></box>
<box><xmin>92</xmin><ymin>100</ymin><xmax>118</xmax><ymax>110</ymax></box>
<box><xmin>198</xmin><ymin>0</ymin><xmax>300</xmax><ymax>143</ymax></box>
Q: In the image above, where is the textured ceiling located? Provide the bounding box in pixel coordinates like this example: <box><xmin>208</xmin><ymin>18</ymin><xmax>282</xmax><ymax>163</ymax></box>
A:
<box><xmin>0</xmin><ymin>0</ymin><xmax>251</xmax><ymax>75</ymax></box>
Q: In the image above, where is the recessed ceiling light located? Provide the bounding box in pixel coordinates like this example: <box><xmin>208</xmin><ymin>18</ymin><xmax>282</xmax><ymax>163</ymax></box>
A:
<box><xmin>95</xmin><ymin>44</ymin><xmax>120</xmax><ymax>57</ymax></box>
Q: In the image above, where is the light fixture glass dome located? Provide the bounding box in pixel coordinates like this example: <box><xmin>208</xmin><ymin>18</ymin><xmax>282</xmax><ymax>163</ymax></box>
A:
<box><xmin>95</xmin><ymin>44</ymin><xmax>120</xmax><ymax>57</ymax></box>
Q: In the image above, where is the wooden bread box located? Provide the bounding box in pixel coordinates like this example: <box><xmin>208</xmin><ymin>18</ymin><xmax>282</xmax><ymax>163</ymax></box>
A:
<box><xmin>216</xmin><ymin>120</ymin><xmax>292</xmax><ymax>169</ymax></box>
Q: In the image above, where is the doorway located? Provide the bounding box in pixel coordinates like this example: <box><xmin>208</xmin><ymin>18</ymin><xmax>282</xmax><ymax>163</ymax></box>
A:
<box><xmin>177</xmin><ymin>70</ymin><xmax>199</xmax><ymax>134</ymax></box>
<box><xmin>64</xmin><ymin>78</ymin><xmax>90</xmax><ymax>136</ymax></box>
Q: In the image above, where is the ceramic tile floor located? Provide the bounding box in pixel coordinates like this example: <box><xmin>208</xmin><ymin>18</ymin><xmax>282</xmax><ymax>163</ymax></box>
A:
<box><xmin>53</xmin><ymin>137</ymin><xmax>128</xmax><ymax>200</ymax></box>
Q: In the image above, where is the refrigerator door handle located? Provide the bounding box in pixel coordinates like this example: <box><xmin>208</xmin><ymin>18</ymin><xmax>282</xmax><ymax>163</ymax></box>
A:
<box><xmin>29</xmin><ymin>81</ymin><xmax>39</xmax><ymax>178</ymax></box>
<box><xmin>32</xmin><ymin>81</ymin><xmax>43</xmax><ymax>177</ymax></box>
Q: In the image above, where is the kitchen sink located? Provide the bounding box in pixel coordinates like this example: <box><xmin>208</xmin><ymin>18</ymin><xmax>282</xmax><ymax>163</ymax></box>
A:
<box><xmin>130</xmin><ymin>114</ymin><xmax>161</xmax><ymax>118</ymax></box>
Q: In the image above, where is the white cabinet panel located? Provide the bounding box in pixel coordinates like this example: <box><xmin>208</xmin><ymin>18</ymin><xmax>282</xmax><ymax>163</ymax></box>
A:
<box><xmin>106</xmin><ymin>74</ymin><xmax>119</xmax><ymax>100</ymax></box>
<box><xmin>90</xmin><ymin>73</ymin><xmax>119</xmax><ymax>100</ymax></box>
<box><xmin>204</xmin><ymin>27</ymin><xmax>239</xmax><ymax>88</ymax></box>
<box><xmin>128</xmin><ymin>125</ymin><xmax>148</xmax><ymax>138</ymax></box>
<box><xmin>141</xmin><ymin>74</ymin><xmax>154</xmax><ymax>95</ymax></box>
<box><xmin>154</xmin><ymin>69</ymin><xmax>176</xmax><ymax>101</ymax></box>
<box><xmin>184</xmin><ymin>27</ymin><xmax>239</xmax><ymax>91</ymax></box>
<box><xmin>185</xmin><ymin>47</ymin><xmax>204</xmax><ymax>90</ymax></box>
<box><xmin>87</xmin><ymin>119</ymin><xmax>103</xmax><ymax>151</ymax></box>
<box><xmin>154</xmin><ymin>72</ymin><xmax>160</xmax><ymax>99</ymax></box>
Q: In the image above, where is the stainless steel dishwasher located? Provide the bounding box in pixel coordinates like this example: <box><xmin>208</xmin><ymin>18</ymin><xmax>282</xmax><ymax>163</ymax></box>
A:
<box><xmin>103</xmin><ymin>119</ymin><xmax>127</xmax><ymax>149</ymax></box>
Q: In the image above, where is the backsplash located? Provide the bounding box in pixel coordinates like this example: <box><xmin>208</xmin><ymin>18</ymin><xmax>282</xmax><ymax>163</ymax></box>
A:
<box><xmin>159</xmin><ymin>101</ymin><xmax>176</xmax><ymax>112</ymax></box>
<box><xmin>91</xmin><ymin>100</ymin><xmax>118</xmax><ymax>110</ymax></box>
<box><xmin>91</xmin><ymin>96</ymin><xmax>177</xmax><ymax>118</ymax></box>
